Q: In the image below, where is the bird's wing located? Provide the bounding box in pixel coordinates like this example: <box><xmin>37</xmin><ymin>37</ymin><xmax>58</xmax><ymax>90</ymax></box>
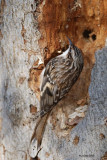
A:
<box><xmin>40</xmin><ymin>53</ymin><xmax>75</xmax><ymax>116</ymax></box>
<box><xmin>40</xmin><ymin>58</ymin><xmax>60</xmax><ymax>116</ymax></box>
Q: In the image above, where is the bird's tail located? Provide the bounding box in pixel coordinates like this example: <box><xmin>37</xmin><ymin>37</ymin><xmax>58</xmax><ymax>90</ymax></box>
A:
<box><xmin>29</xmin><ymin>113</ymin><xmax>50</xmax><ymax>158</ymax></box>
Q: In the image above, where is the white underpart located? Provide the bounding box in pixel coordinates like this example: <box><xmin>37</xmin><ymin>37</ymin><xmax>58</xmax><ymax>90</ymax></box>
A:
<box><xmin>57</xmin><ymin>47</ymin><xmax>70</xmax><ymax>58</ymax></box>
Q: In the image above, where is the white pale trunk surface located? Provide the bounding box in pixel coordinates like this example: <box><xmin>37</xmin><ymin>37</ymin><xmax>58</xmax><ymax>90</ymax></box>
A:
<box><xmin>0</xmin><ymin>0</ymin><xmax>107</xmax><ymax>160</ymax></box>
<box><xmin>0</xmin><ymin>0</ymin><xmax>41</xmax><ymax>159</ymax></box>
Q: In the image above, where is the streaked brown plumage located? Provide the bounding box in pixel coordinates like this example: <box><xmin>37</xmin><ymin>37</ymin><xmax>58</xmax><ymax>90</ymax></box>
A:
<box><xmin>30</xmin><ymin>37</ymin><xmax>84</xmax><ymax>158</ymax></box>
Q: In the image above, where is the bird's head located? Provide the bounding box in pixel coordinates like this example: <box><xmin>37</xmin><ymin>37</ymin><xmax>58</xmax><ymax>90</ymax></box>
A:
<box><xmin>66</xmin><ymin>36</ymin><xmax>75</xmax><ymax>57</ymax></box>
<box><xmin>66</xmin><ymin>36</ymin><xmax>73</xmax><ymax>46</ymax></box>
<box><xmin>66</xmin><ymin>36</ymin><xmax>82</xmax><ymax>59</ymax></box>
<box><xmin>66</xmin><ymin>36</ymin><xmax>74</xmax><ymax>51</ymax></box>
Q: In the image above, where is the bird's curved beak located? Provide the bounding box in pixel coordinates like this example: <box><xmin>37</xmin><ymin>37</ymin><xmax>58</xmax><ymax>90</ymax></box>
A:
<box><xmin>66</xmin><ymin>36</ymin><xmax>73</xmax><ymax>46</ymax></box>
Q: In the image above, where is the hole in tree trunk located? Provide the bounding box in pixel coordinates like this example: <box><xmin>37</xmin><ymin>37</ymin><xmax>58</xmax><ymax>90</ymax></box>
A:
<box><xmin>82</xmin><ymin>29</ymin><xmax>93</xmax><ymax>39</ymax></box>
<box><xmin>91</xmin><ymin>34</ymin><xmax>96</xmax><ymax>41</ymax></box>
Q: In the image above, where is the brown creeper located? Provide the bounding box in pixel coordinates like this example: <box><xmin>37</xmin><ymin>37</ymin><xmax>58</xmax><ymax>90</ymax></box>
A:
<box><xmin>29</xmin><ymin>37</ymin><xmax>84</xmax><ymax>158</ymax></box>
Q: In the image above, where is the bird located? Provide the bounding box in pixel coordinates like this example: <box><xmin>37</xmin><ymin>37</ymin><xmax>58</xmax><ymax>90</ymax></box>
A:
<box><xmin>29</xmin><ymin>37</ymin><xmax>84</xmax><ymax>158</ymax></box>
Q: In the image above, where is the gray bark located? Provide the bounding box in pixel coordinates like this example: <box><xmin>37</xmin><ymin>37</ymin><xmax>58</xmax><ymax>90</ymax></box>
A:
<box><xmin>0</xmin><ymin>0</ymin><xmax>41</xmax><ymax>159</ymax></box>
<box><xmin>0</xmin><ymin>0</ymin><xmax>107</xmax><ymax>160</ymax></box>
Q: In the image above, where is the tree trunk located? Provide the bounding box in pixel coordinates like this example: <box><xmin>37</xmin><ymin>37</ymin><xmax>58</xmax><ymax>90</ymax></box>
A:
<box><xmin>0</xmin><ymin>0</ymin><xmax>107</xmax><ymax>160</ymax></box>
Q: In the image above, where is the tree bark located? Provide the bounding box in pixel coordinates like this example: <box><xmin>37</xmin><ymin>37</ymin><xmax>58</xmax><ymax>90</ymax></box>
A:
<box><xmin>0</xmin><ymin>0</ymin><xmax>107</xmax><ymax>160</ymax></box>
